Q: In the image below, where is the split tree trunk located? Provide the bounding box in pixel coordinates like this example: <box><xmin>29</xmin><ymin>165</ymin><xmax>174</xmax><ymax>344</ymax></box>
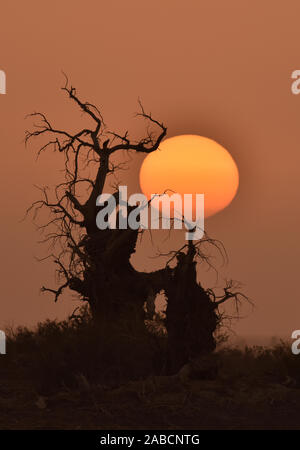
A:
<box><xmin>164</xmin><ymin>243</ymin><xmax>218</xmax><ymax>374</ymax></box>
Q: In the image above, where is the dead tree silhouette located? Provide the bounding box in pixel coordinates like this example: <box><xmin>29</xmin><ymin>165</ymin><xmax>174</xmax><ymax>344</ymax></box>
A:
<box><xmin>26</xmin><ymin>79</ymin><xmax>248</xmax><ymax>375</ymax></box>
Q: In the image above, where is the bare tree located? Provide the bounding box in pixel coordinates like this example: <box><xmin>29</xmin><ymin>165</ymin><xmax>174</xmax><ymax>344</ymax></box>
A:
<box><xmin>26</xmin><ymin>79</ymin><xmax>248</xmax><ymax>374</ymax></box>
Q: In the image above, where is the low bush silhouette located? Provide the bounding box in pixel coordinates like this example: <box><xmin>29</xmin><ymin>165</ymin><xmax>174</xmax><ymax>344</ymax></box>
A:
<box><xmin>4</xmin><ymin>306</ymin><xmax>167</xmax><ymax>393</ymax></box>
<box><xmin>3</xmin><ymin>306</ymin><xmax>300</xmax><ymax>398</ymax></box>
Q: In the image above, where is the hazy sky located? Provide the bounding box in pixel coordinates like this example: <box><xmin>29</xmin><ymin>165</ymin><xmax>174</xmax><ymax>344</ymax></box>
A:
<box><xmin>1</xmin><ymin>0</ymin><xmax>300</xmax><ymax>338</ymax></box>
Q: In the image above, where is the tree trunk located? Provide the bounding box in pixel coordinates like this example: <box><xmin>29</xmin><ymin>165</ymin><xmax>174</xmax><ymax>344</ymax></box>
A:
<box><xmin>70</xmin><ymin>225</ymin><xmax>167</xmax><ymax>333</ymax></box>
<box><xmin>70</xmin><ymin>230</ymin><xmax>218</xmax><ymax>374</ymax></box>
<box><xmin>164</xmin><ymin>244</ymin><xmax>218</xmax><ymax>374</ymax></box>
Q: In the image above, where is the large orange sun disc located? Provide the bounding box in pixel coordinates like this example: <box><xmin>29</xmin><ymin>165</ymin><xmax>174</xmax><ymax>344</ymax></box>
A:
<box><xmin>139</xmin><ymin>134</ymin><xmax>239</xmax><ymax>218</ymax></box>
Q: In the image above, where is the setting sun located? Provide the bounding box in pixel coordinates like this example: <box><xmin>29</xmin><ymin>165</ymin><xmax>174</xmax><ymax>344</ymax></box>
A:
<box><xmin>139</xmin><ymin>134</ymin><xmax>239</xmax><ymax>218</ymax></box>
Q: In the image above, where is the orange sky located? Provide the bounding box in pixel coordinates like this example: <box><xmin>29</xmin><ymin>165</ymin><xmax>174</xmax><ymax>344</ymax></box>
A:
<box><xmin>1</xmin><ymin>0</ymin><xmax>300</xmax><ymax>338</ymax></box>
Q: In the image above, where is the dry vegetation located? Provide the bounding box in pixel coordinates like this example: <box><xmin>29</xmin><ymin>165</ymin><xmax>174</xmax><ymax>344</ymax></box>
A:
<box><xmin>0</xmin><ymin>309</ymin><xmax>299</xmax><ymax>430</ymax></box>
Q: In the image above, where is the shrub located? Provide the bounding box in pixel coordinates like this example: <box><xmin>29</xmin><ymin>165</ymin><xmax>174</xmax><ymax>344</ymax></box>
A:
<box><xmin>3</xmin><ymin>306</ymin><xmax>166</xmax><ymax>393</ymax></box>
